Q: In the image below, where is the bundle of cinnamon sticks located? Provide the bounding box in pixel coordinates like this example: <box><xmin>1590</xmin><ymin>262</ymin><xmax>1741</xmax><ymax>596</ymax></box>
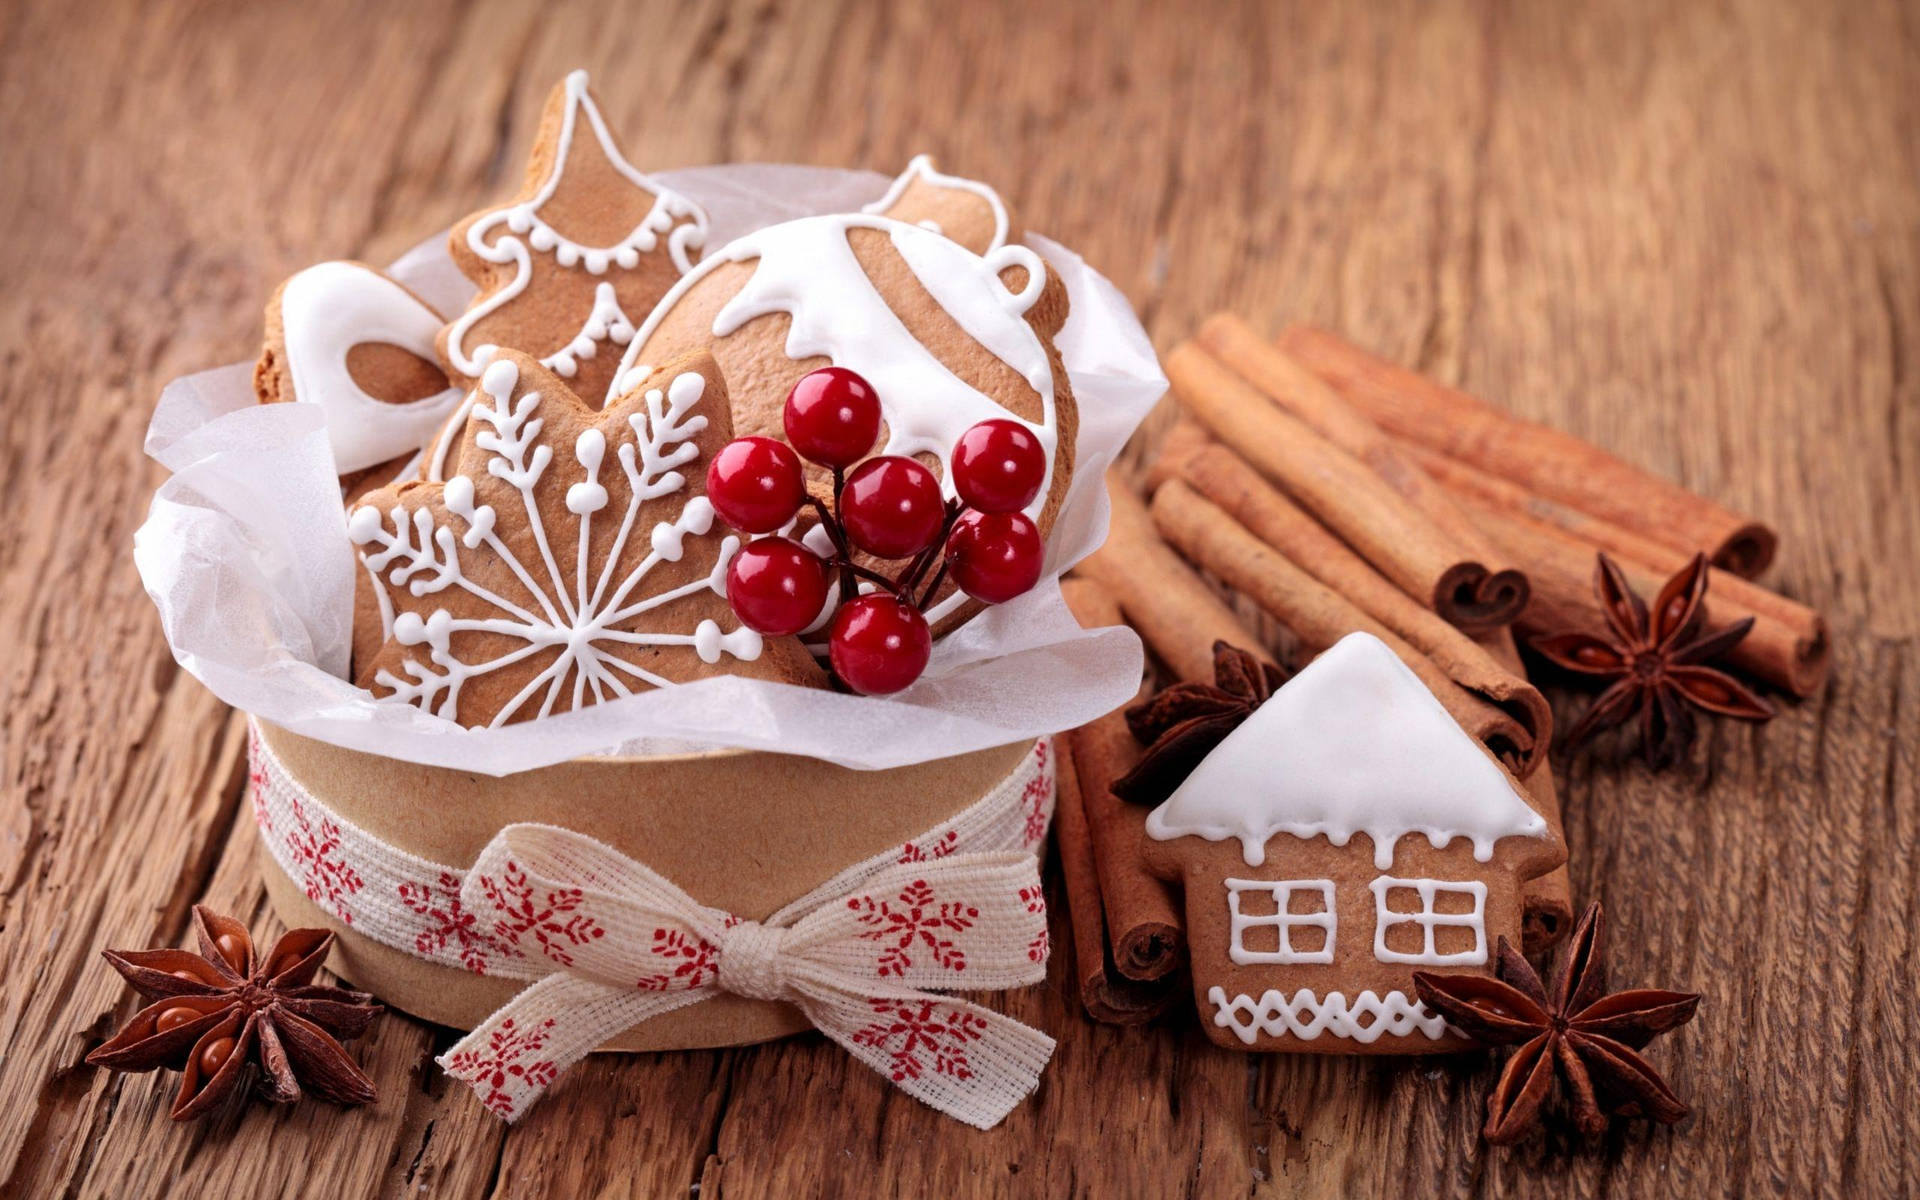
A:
<box><xmin>1058</xmin><ymin>317</ymin><xmax>1827</xmax><ymax>1025</ymax></box>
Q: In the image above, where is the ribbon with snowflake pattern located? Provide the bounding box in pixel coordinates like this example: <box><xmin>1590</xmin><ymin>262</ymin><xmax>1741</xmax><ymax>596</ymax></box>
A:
<box><xmin>247</xmin><ymin>725</ymin><xmax>1057</xmax><ymax>1128</ymax></box>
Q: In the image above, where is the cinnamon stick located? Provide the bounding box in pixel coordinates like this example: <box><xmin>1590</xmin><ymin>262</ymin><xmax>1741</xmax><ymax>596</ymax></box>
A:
<box><xmin>1472</xmin><ymin>627</ymin><xmax>1574</xmax><ymax>953</ymax></box>
<box><xmin>1516</xmin><ymin>765</ymin><xmax>1574</xmax><ymax>954</ymax></box>
<box><xmin>1142</xmin><ymin>418</ymin><xmax>1213</xmax><ymax>493</ymax></box>
<box><xmin>1456</xmin><ymin>494</ymin><xmax>1828</xmax><ymax>697</ymax></box>
<box><xmin>1053</xmin><ymin>721</ymin><xmax>1182</xmax><ymax>1023</ymax></box>
<box><xmin>1402</xmin><ymin>440</ymin><xmax>1828</xmax><ymax>663</ymax></box>
<box><xmin>1151</xmin><ymin>480</ymin><xmax>1536</xmax><ymax>775</ymax></box>
<box><xmin>1195</xmin><ymin>314</ymin><xmax>1528</xmax><ymax>626</ymax></box>
<box><xmin>1165</xmin><ymin>341</ymin><xmax>1515</xmax><ymax>632</ymax></box>
<box><xmin>1277</xmin><ymin>324</ymin><xmax>1778</xmax><ymax>578</ymax></box>
<box><xmin>1178</xmin><ymin>442</ymin><xmax>1552</xmax><ymax>762</ymax></box>
<box><xmin>1060</xmin><ymin>578</ymin><xmax>1188</xmax><ymax>984</ymax></box>
<box><xmin>1074</xmin><ymin>473</ymin><xmax>1274</xmax><ymax>685</ymax></box>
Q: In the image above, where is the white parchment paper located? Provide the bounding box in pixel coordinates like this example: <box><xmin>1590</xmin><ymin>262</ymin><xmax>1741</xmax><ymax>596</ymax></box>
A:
<box><xmin>135</xmin><ymin>165</ymin><xmax>1160</xmax><ymax>774</ymax></box>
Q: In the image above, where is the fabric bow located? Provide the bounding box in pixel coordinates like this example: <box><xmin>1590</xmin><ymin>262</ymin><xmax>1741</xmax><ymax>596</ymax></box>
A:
<box><xmin>436</xmin><ymin>823</ymin><xmax>1055</xmax><ymax>1128</ymax></box>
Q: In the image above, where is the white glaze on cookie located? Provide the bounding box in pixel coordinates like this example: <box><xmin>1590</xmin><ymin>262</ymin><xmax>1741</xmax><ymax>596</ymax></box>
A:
<box><xmin>1145</xmin><ymin>632</ymin><xmax>1548</xmax><ymax>869</ymax></box>
<box><xmin>277</xmin><ymin>262</ymin><xmax>463</xmax><ymax>473</ymax></box>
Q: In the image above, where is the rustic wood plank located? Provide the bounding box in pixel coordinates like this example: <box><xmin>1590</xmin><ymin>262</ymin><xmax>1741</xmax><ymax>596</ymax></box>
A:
<box><xmin>1</xmin><ymin>0</ymin><xmax>1916</xmax><ymax>1195</ymax></box>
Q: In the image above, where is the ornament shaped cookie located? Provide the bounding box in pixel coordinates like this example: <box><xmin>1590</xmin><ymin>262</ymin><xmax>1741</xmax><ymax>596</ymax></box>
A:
<box><xmin>1142</xmin><ymin>633</ymin><xmax>1564</xmax><ymax>1054</ymax></box>
<box><xmin>439</xmin><ymin>70</ymin><xmax>708</xmax><ymax>404</ymax></box>
<box><xmin>607</xmin><ymin>157</ymin><xmax>1076</xmax><ymax>635</ymax></box>
<box><xmin>348</xmin><ymin>350</ymin><xmax>822</xmax><ymax>727</ymax></box>
<box><xmin>254</xmin><ymin>261</ymin><xmax>463</xmax><ymax>475</ymax></box>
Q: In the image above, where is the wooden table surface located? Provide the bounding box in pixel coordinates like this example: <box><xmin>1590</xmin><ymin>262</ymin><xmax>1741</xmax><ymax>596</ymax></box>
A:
<box><xmin>4</xmin><ymin>0</ymin><xmax>1916</xmax><ymax>1196</ymax></box>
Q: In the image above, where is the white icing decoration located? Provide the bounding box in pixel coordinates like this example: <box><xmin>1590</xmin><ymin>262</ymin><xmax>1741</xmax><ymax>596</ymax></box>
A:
<box><xmin>1145</xmin><ymin>632</ymin><xmax>1549</xmax><ymax>869</ymax></box>
<box><xmin>347</xmin><ymin>361</ymin><xmax>759</xmax><ymax>725</ymax></box>
<box><xmin>1206</xmin><ymin>987</ymin><xmax>1449</xmax><ymax>1045</ymax></box>
<box><xmin>1225</xmin><ymin>878</ymin><xmax>1335</xmax><ymax>966</ymax></box>
<box><xmin>545</xmin><ymin>282</ymin><xmax>637</xmax><ymax>380</ymax></box>
<box><xmin>442</xmin><ymin>70</ymin><xmax>708</xmax><ymax>378</ymax></box>
<box><xmin>1368</xmin><ymin>877</ymin><xmax>1488</xmax><ymax>966</ymax></box>
<box><xmin>276</xmin><ymin>262</ymin><xmax>463</xmax><ymax>473</ymax></box>
<box><xmin>610</xmin><ymin>211</ymin><xmax>1060</xmax><ymax>630</ymax></box>
<box><xmin>862</xmin><ymin>154</ymin><xmax>1013</xmax><ymax>253</ymax></box>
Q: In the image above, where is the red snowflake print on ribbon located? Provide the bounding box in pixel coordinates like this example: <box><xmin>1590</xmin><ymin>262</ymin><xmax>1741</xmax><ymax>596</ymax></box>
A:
<box><xmin>1020</xmin><ymin>740</ymin><xmax>1053</xmax><ymax>849</ymax></box>
<box><xmin>1020</xmin><ymin>885</ymin><xmax>1049</xmax><ymax>963</ymax></box>
<box><xmin>635</xmin><ymin>920</ymin><xmax>735</xmax><ymax>992</ymax></box>
<box><xmin>247</xmin><ymin>727</ymin><xmax>273</xmax><ymax>834</ymax></box>
<box><xmin>898</xmin><ymin>829</ymin><xmax>958</xmax><ymax>864</ymax></box>
<box><xmin>284</xmin><ymin>796</ymin><xmax>364</xmax><ymax>923</ymax></box>
<box><xmin>851</xmin><ymin>997</ymin><xmax>988</xmax><ymax>1083</ymax></box>
<box><xmin>478</xmin><ymin>860</ymin><xmax>606</xmax><ymax>967</ymax></box>
<box><xmin>849</xmin><ymin>880</ymin><xmax>977</xmax><ymax>977</ymax></box>
<box><xmin>443</xmin><ymin>1017</ymin><xmax>558</xmax><ymax>1119</ymax></box>
<box><xmin>399</xmin><ymin>870</ymin><xmax>518</xmax><ymax>975</ymax></box>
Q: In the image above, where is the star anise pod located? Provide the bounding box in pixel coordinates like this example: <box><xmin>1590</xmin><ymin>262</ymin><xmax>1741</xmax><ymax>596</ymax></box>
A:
<box><xmin>86</xmin><ymin>906</ymin><xmax>381</xmax><ymax>1120</ymax></box>
<box><xmin>1413</xmin><ymin>902</ymin><xmax>1700</xmax><ymax>1144</ymax></box>
<box><xmin>1111</xmin><ymin>641</ymin><xmax>1289</xmax><ymax>805</ymax></box>
<box><xmin>1531</xmin><ymin>552</ymin><xmax>1774</xmax><ymax>767</ymax></box>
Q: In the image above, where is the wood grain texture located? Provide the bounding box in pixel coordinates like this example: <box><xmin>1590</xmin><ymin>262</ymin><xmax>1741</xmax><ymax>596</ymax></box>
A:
<box><xmin>1</xmin><ymin>0</ymin><xmax>1915</xmax><ymax>1196</ymax></box>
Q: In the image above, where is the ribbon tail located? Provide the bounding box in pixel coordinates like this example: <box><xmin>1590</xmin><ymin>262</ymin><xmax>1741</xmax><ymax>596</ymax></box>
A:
<box><xmin>801</xmin><ymin>983</ymin><xmax>1056</xmax><ymax>1131</ymax></box>
<box><xmin>439</xmin><ymin>975</ymin><xmax>708</xmax><ymax>1122</ymax></box>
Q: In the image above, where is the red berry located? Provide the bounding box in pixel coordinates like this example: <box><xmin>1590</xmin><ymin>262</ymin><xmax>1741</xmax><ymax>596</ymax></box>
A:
<box><xmin>707</xmin><ymin>437</ymin><xmax>806</xmax><ymax>533</ymax></box>
<box><xmin>944</xmin><ymin>510</ymin><xmax>1044</xmax><ymax>604</ymax></box>
<box><xmin>950</xmin><ymin>419</ymin><xmax>1046</xmax><ymax>514</ymax></box>
<box><xmin>828</xmin><ymin>594</ymin><xmax>932</xmax><ymax>695</ymax></box>
<box><xmin>784</xmin><ymin>367</ymin><xmax>882</xmax><ymax>468</ymax></box>
<box><xmin>839</xmin><ymin>456</ymin><xmax>946</xmax><ymax>559</ymax></box>
<box><xmin>726</xmin><ymin>537</ymin><xmax>828</xmax><ymax>636</ymax></box>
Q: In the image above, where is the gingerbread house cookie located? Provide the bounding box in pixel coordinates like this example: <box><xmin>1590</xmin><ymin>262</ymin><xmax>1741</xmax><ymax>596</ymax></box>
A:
<box><xmin>1144</xmin><ymin>632</ymin><xmax>1565</xmax><ymax>1053</ymax></box>
<box><xmin>439</xmin><ymin>70</ymin><xmax>708</xmax><ymax>403</ymax></box>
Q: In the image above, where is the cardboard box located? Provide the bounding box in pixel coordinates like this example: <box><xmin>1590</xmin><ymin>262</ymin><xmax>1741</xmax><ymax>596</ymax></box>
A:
<box><xmin>256</xmin><ymin>721</ymin><xmax>1037</xmax><ymax>1051</ymax></box>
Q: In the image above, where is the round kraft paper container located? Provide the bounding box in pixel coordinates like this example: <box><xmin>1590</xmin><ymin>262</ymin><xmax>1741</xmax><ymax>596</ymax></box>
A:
<box><xmin>256</xmin><ymin>721</ymin><xmax>1038</xmax><ymax>1052</ymax></box>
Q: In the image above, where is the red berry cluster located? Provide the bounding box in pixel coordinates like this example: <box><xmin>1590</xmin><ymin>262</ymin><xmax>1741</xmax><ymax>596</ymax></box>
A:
<box><xmin>707</xmin><ymin>367</ymin><xmax>1047</xmax><ymax>695</ymax></box>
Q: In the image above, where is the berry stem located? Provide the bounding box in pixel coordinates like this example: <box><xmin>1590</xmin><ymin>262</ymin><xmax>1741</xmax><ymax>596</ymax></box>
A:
<box><xmin>917</xmin><ymin>561</ymin><xmax>950</xmax><ymax>610</ymax></box>
<box><xmin>902</xmin><ymin>498</ymin><xmax>965</xmax><ymax>599</ymax></box>
<box><xmin>806</xmin><ymin>492</ymin><xmax>858</xmax><ymax>603</ymax></box>
<box><xmin>839</xmin><ymin>561</ymin><xmax>904</xmax><ymax>596</ymax></box>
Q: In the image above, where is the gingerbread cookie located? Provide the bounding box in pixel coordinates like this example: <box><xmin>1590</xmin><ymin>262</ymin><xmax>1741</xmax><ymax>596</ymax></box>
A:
<box><xmin>347</xmin><ymin>350</ymin><xmax>824</xmax><ymax>727</ymax></box>
<box><xmin>438</xmin><ymin>70</ymin><xmax>708</xmax><ymax>404</ymax></box>
<box><xmin>863</xmin><ymin>154</ymin><xmax>1017</xmax><ymax>256</ymax></box>
<box><xmin>605</xmin><ymin>158</ymin><xmax>1077</xmax><ymax>636</ymax></box>
<box><xmin>1142</xmin><ymin>632</ymin><xmax>1564</xmax><ymax>1054</ymax></box>
<box><xmin>254</xmin><ymin>260</ymin><xmax>463</xmax><ymax>476</ymax></box>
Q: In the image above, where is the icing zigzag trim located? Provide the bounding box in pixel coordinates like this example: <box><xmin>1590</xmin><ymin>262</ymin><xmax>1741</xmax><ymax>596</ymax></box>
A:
<box><xmin>1206</xmin><ymin>986</ymin><xmax>1450</xmax><ymax>1045</ymax></box>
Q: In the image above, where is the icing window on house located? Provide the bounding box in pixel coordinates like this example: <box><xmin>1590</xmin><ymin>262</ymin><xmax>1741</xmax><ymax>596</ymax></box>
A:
<box><xmin>1224</xmin><ymin>878</ymin><xmax>1336</xmax><ymax>965</ymax></box>
<box><xmin>1370</xmin><ymin>878</ymin><xmax>1488</xmax><ymax>965</ymax></box>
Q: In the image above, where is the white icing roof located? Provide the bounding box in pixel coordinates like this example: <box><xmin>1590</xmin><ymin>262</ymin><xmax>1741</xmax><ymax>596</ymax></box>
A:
<box><xmin>1144</xmin><ymin>632</ymin><xmax>1548</xmax><ymax>869</ymax></box>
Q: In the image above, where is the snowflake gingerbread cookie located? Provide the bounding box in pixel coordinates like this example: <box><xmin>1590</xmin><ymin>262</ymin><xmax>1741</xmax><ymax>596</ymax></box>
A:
<box><xmin>1142</xmin><ymin>633</ymin><xmax>1565</xmax><ymax>1054</ymax></box>
<box><xmin>605</xmin><ymin>156</ymin><xmax>1077</xmax><ymax>636</ymax></box>
<box><xmin>439</xmin><ymin>70</ymin><xmax>708</xmax><ymax>404</ymax></box>
<box><xmin>347</xmin><ymin>349</ymin><xmax>823</xmax><ymax>727</ymax></box>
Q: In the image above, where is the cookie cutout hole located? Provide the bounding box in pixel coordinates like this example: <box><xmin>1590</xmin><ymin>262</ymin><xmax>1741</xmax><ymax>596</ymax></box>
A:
<box><xmin>346</xmin><ymin>342</ymin><xmax>455</xmax><ymax>405</ymax></box>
